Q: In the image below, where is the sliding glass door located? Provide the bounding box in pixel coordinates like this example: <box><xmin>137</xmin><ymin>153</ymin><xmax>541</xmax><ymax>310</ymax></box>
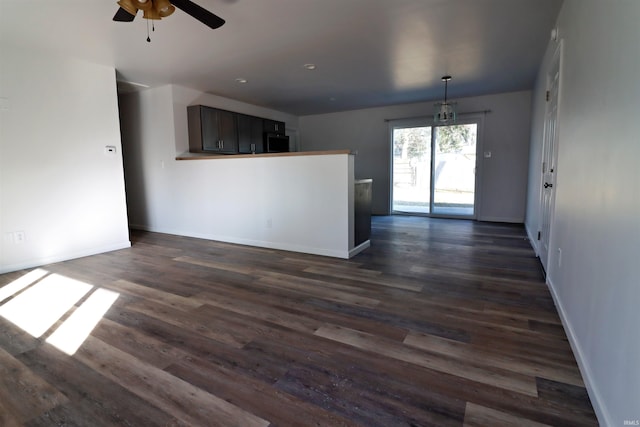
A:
<box><xmin>391</xmin><ymin>124</ymin><xmax>432</xmax><ymax>214</ymax></box>
<box><xmin>391</xmin><ymin>119</ymin><xmax>479</xmax><ymax>218</ymax></box>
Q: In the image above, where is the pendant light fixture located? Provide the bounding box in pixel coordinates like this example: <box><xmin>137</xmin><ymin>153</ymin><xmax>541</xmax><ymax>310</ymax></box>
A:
<box><xmin>434</xmin><ymin>75</ymin><xmax>457</xmax><ymax>124</ymax></box>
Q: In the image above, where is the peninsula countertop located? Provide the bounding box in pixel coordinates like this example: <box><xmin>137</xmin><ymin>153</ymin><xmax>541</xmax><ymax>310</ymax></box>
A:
<box><xmin>175</xmin><ymin>150</ymin><xmax>351</xmax><ymax>161</ymax></box>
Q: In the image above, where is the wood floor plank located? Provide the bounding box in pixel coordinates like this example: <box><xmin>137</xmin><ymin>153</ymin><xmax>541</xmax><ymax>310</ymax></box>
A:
<box><xmin>464</xmin><ymin>402</ymin><xmax>552</xmax><ymax>427</ymax></box>
<box><xmin>195</xmin><ymin>290</ymin><xmax>322</xmax><ymax>334</ymax></box>
<box><xmin>173</xmin><ymin>255</ymin><xmax>256</xmax><ymax>275</ymax></box>
<box><xmin>196</xmin><ymin>282</ymin><xmax>409</xmax><ymax>341</ymax></box>
<box><xmin>302</xmin><ymin>266</ymin><xmax>425</xmax><ymax>292</ymax></box>
<box><xmin>126</xmin><ymin>298</ymin><xmax>256</xmax><ymax>348</ymax></box>
<box><xmin>0</xmin><ymin>398</ymin><xmax>23</xmax><ymax>427</ymax></box>
<box><xmin>315</xmin><ymin>323</ymin><xmax>539</xmax><ymax>397</ymax></box>
<box><xmin>257</xmin><ymin>275</ymin><xmax>381</xmax><ymax>308</ymax></box>
<box><xmin>165</xmin><ymin>355</ymin><xmax>361</xmax><ymax>427</ymax></box>
<box><xmin>105</xmin><ymin>302</ymin><xmax>291</xmax><ymax>384</ymax></box>
<box><xmin>0</xmin><ymin>316</ymin><xmax>40</xmax><ymax>355</ymax></box>
<box><xmin>74</xmin><ymin>335</ymin><xmax>270</xmax><ymax>427</ymax></box>
<box><xmin>404</xmin><ymin>331</ymin><xmax>585</xmax><ymax>387</ymax></box>
<box><xmin>246</xmin><ymin>336</ymin><xmax>468</xmax><ymax>426</ymax></box>
<box><xmin>91</xmin><ymin>317</ymin><xmax>191</xmax><ymax>369</ymax></box>
<box><xmin>0</xmin><ymin>346</ymin><xmax>68</xmax><ymax>423</ymax></box>
<box><xmin>104</xmin><ymin>278</ymin><xmax>203</xmax><ymax>311</ymax></box>
<box><xmin>17</xmin><ymin>344</ymin><xmax>177</xmax><ymax>427</ymax></box>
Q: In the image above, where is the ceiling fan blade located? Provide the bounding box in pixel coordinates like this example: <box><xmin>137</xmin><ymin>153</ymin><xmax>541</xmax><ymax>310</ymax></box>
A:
<box><xmin>170</xmin><ymin>0</ymin><xmax>225</xmax><ymax>29</ymax></box>
<box><xmin>113</xmin><ymin>7</ymin><xmax>136</xmax><ymax>22</ymax></box>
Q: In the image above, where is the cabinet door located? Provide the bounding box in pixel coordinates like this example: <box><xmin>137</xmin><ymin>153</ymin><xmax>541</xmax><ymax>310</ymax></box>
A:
<box><xmin>263</xmin><ymin>119</ymin><xmax>285</xmax><ymax>135</ymax></box>
<box><xmin>217</xmin><ymin>109</ymin><xmax>238</xmax><ymax>153</ymax></box>
<box><xmin>201</xmin><ymin>106</ymin><xmax>221</xmax><ymax>152</ymax></box>
<box><xmin>238</xmin><ymin>114</ymin><xmax>264</xmax><ymax>153</ymax></box>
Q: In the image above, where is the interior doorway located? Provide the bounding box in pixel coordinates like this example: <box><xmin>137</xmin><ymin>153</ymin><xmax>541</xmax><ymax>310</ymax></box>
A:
<box><xmin>391</xmin><ymin>119</ymin><xmax>479</xmax><ymax>218</ymax></box>
<box><xmin>539</xmin><ymin>42</ymin><xmax>562</xmax><ymax>273</ymax></box>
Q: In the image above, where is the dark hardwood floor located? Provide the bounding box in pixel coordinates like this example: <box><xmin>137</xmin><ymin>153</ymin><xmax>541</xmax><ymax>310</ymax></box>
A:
<box><xmin>0</xmin><ymin>216</ymin><xmax>597</xmax><ymax>426</ymax></box>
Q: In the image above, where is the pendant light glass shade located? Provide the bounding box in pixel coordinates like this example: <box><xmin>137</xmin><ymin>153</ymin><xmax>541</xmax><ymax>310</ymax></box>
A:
<box><xmin>154</xmin><ymin>0</ymin><xmax>175</xmax><ymax>17</ymax></box>
<box><xmin>434</xmin><ymin>75</ymin><xmax>457</xmax><ymax>124</ymax></box>
<box><xmin>135</xmin><ymin>0</ymin><xmax>152</xmax><ymax>12</ymax></box>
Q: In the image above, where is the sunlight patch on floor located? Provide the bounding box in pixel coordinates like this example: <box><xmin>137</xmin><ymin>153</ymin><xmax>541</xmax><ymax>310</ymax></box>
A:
<box><xmin>47</xmin><ymin>287</ymin><xmax>119</xmax><ymax>355</ymax></box>
<box><xmin>0</xmin><ymin>268</ymin><xmax>49</xmax><ymax>304</ymax></box>
<box><xmin>0</xmin><ymin>273</ymin><xmax>92</xmax><ymax>337</ymax></box>
<box><xmin>0</xmin><ymin>269</ymin><xmax>120</xmax><ymax>355</ymax></box>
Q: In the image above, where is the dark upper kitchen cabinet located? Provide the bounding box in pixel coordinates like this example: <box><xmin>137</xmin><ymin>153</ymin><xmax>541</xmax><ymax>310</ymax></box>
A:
<box><xmin>263</xmin><ymin>119</ymin><xmax>286</xmax><ymax>135</ymax></box>
<box><xmin>188</xmin><ymin>105</ymin><xmax>238</xmax><ymax>154</ymax></box>
<box><xmin>188</xmin><ymin>105</ymin><xmax>288</xmax><ymax>155</ymax></box>
<box><xmin>237</xmin><ymin>114</ymin><xmax>265</xmax><ymax>154</ymax></box>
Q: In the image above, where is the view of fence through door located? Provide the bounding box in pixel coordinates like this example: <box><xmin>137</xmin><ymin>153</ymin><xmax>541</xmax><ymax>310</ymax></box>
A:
<box><xmin>392</xmin><ymin>121</ymin><xmax>477</xmax><ymax>217</ymax></box>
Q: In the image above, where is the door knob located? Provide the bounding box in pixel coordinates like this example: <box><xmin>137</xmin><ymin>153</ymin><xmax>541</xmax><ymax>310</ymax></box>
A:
<box><xmin>544</xmin><ymin>183</ymin><xmax>553</xmax><ymax>188</ymax></box>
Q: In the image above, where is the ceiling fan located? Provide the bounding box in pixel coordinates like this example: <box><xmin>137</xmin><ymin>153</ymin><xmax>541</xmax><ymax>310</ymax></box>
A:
<box><xmin>113</xmin><ymin>0</ymin><xmax>225</xmax><ymax>30</ymax></box>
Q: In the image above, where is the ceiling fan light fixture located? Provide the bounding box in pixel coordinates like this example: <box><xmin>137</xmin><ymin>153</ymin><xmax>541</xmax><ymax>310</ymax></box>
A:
<box><xmin>154</xmin><ymin>0</ymin><xmax>176</xmax><ymax>17</ymax></box>
<box><xmin>135</xmin><ymin>0</ymin><xmax>153</xmax><ymax>12</ymax></box>
<box><xmin>116</xmin><ymin>0</ymin><xmax>139</xmax><ymax>16</ymax></box>
<box><xmin>143</xmin><ymin>7</ymin><xmax>162</xmax><ymax>20</ymax></box>
<box><xmin>113</xmin><ymin>0</ymin><xmax>225</xmax><ymax>32</ymax></box>
<box><xmin>434</xmin><ymin>75</ymin><xmax>457</xmax><ymax>124</ymax></box>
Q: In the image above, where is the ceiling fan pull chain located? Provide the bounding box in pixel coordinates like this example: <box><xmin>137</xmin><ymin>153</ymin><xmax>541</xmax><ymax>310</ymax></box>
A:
<box><xmin>146</xmin><ymin>18</ymin><xmax>151</xmax><ymax>42</ymax></box>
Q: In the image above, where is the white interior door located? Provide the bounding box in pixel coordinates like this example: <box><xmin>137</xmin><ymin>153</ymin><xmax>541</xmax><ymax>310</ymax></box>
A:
<box><xmin>539</xmin><ymin>48</ymin><xmax>561</xmax><ymax>273</ymax></box>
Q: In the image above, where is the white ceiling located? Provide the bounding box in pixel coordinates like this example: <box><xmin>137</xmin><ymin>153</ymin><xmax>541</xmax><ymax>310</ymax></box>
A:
<box><xmin>0</xmin><ymin>0</ymin><xmax>563</xmax><ymax>115</ymax></box>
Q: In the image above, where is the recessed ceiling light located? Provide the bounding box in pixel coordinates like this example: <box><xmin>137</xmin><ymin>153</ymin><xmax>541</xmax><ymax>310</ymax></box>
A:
<box><xmin>303</xmin><ymin>63</ymin><xmax>316</xmax><ymax>70</ymax></box>
<box><xmin>235</xmin><ymin>78</ymin><xmax>248</xmax><ymax>84</ymax></box>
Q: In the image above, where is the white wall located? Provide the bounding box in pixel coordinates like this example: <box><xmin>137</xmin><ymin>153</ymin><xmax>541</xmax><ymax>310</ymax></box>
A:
<box><xmin>298</xmin><ymin>91</ymin><xmax>532</xmax><ymax>221</ymax></box>
<box><xmin>0</xmin><ymin>48</ymin><xmax>130</xmax><ymax>273</ymax></box>
<box><xmin>526</xmin><ymin>1</ymin><xmax>640</xmax><ymax>425</ymax></box>
<box><xmin>120</xmin><ymin>85</ymin><xmax>357</xmax><ymax>258</ymax></box>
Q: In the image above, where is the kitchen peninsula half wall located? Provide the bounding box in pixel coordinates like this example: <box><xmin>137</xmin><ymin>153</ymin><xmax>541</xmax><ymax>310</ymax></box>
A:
<box><xmin>171</xmin><ymin>151</ymin><xmax>369</xmax><ymax>259</ymax></box>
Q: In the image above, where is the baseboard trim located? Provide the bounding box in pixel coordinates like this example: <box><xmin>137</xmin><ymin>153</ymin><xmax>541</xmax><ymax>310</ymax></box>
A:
<box><xmin>477</xmin><ymin>215</ymin><xmax>524</xmax><ymax>223</ymax></box>
<box><xmin>546</xmin><ymin>277</ymin><xmax>612</xmax><ymax>427</ymax></box>
<box><xmin>349</xmin><ymin>240</ymin><xmax>370</xmax><ymax>258</ymax></box>
<box><xmin>525</xmin><ymin>223</ymin><xmax>540</xmax><ymax>256</ymax></box>
<box><xmin>132</xmin><ymin>225</ymin><xmax>354</xmax><ymax>259</ymax></box>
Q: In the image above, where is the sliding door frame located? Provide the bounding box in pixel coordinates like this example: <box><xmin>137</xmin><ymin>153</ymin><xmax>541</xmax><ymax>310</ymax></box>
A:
<box><xmin>389</xmin><ymin>113</ymin><xmax>485</xmax><ymax>220</ymax></box>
